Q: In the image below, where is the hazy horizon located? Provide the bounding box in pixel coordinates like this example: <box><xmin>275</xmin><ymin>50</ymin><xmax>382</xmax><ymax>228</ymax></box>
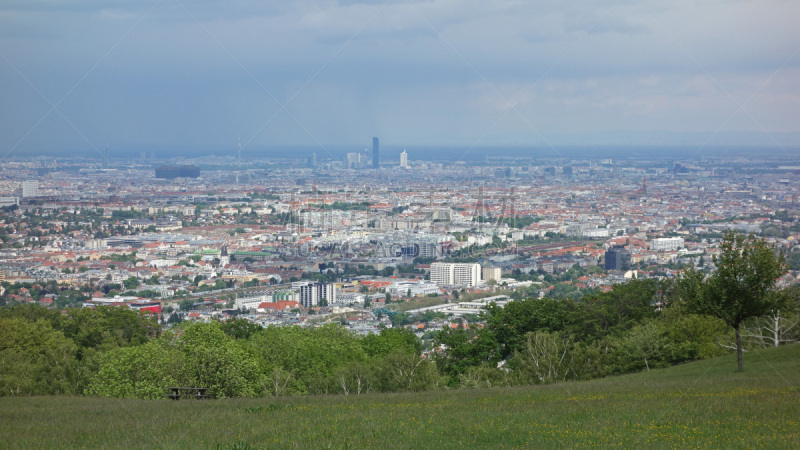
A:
<box><xmin>12</xmin><ymin>143</ymin><xmax>800</xmax><ymax>164</ymax></box>
<box><xmin>2</xmin><ymin>1</ymin><xmax>799</xmax><ymax>159</ymax></box>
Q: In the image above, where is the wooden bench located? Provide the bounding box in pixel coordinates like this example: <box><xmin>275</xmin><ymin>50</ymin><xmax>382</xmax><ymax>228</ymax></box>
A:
<box><xmin>167</xmin><ymin>387</ymin><xmax>211</xmax><ymax>400</ymax></box>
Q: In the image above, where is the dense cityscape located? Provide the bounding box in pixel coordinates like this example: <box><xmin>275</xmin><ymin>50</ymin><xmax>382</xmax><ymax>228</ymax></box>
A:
<box><xmin>2</xmin><ymin>145</ymin><xmax>798</xmax><ymax>346</ymax></box>
<box><xmin>3</xmin><ymin>0</ymin><xmax>800</xmax><ymax>445</ymax></box>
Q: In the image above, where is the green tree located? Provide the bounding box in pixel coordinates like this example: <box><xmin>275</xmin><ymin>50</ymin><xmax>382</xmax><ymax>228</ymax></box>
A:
<box><xmin>123</xmin><ymin>276</ymin><xmax>140</xmax><ymax>290</ymax></box>
<box><xmin>511</xmin><ymin>331</ymin><xmax>579</xmax><ymax>384</ymax></box>
<box><xmin>247</xmin><ymin>324</ymin><xmax>366</xmax><ymax>395</ymax></box>
<box><xmin>484</xmin><ymin>297</ymin><xmax>569</xmax><ymax>360</ymax></box>
<box><xmin>681</xmin><ymin>232</ymin><xmax>786</xmax><ymax>370</ymax></box>
<box><xmin>433</xmin><ymin>326</ymin><xmax>498</xmax><ymax>385</ymax></box>
<box><xmin>0</xmin><ymin>318</ymin><xmax>79</xmax><ymax>395</ymax></box>
<box><xmin>179</xmin><ymin>299</ymin><xmax>195</xmax><ymax>311</ymax></box>
<box><xmin>177</xmin><ymin>322</ymin><xmax>263</xmax><ymax>398</ymax></box>
<box><xmin>0</xmin><ymin>303</ymin><xmax>61</xmax><ymax>326</ymax></box>
<box><xmin>330</xmin><ymin>360</ymin><xmax>376</xmax><ymax>395</ymax></box>
<box><xmin>220</xmin><ymin>318</ymin><xmax>262</xmax><ymax>340</ymax></box>
<box><xmin>659</xmin><ymin>302</ymin><xmax>729</xmax><ymax>360</ymax></box>
<box><xmin>374</xmin><ymin>349</ymin><xmax>442</xmax><ymax>392</ymax></box>
<box><xmin>570</xmin><ymin>279</ymin><xmax>658</xmax><ymax>341</ymax></box>
<box><xmin>87</xmin><ymin>340</ymin><xmax>182</xmax><ymax>399</ymax></box>
<box><xmin>57</xmin><ymin>306</ymin><xmax>160</xmax><ymax>353</ymax></box>
<box><xmin>389</xmin><ymin>312</ymin><xmax>410</xmax><ymax>327</ymax></box>
<box><xmin>360</xmin><ymin>328</ymin><xmax>422</xmax><ymax>358</ymax></box>
<box><xmin>611</xmin><ymin>322</ymin><xmax>678</xmax><ymax>373</ymax></box>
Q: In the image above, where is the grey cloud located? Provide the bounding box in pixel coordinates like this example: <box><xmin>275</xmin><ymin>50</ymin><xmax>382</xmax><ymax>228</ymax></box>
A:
<box><xmin>1</xmin><ymin>0</ymin><xmax>799</xmax><ymax>154</ymax></box>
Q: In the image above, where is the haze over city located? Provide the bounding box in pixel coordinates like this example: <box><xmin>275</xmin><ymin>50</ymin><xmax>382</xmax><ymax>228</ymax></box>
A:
<box><xmin>2</xmin><ymin>0</ymin><xmax>800</xmax><ymax>158</ymax></box>
<box><xmin>3</xmin><ymin>2</ymin><xmax>800</xmax><ymax>447</ymax></box>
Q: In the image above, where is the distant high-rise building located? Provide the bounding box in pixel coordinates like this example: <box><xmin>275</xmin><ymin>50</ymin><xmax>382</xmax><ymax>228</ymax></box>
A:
<box><xmin>400</xmin><ymin>149</ymin><xmax>408</xmax><ymax>169</ymax></box>
<box><xmin>346</xmin><ymin>152</ymin><xmax>362</xmax><ymax>169</ymax></box>
<box><xmin>372</xmin><ymin>137</ymin><xmax>379</xmax><ymax>168</ymax></box>
<box><xmin>237</xmin><ymin>136</ymin><xmax>242</xmax><ymax>168</ymax></box>
<box><xmin>155</xmin><ymin>165</ymin><xmax>200</xmax><ymax>179</ymax></box>
<box><xmin>482</xmin><ymin>266</ymin><xmax>501</xmax><ymax>283</ymax></box>
<box><xmin>307</xmin><ymin>153</ymin><xmax>317</xmax><ymax>168</ymax></box>
<box><xmin>562</xmin><ymin>166</ymin><xmax>573</xmax><ymax>176</ymax></box>
<box><xmin>430</xmin><ymin>262</ymin><xmax>481</xmax><ymax>287</ymax></box>
<box><xmin>604</xmin><ymin>246</ymin><xmax>631</xmax><ymax>271</ymax></box>
<box><xmin>21</xmin><ymin>180</ymin><xmax>39</xmax><ymax>198</ymax></box>
<box><xmin>298</xmin><ymin>282</ymin><xmax>336</xmax><ymax>307</ymax></box>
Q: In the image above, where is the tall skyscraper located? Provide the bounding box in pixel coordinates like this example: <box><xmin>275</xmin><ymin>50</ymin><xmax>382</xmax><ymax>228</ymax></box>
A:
<box><xmin>400</xmin><ymin>149</ymin><xmax>408</xmax><ymax>169</ymax></box>
<box><xmin>372</xmin><ymin>137</ymin><xmax>379</xmax><ymax>168</ymax></box>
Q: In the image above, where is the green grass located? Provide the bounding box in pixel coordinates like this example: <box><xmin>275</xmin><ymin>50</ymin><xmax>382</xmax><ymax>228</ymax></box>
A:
<box><xmin>2</xmin><ymin>345</ymin><xmax>800</xmax><ymax>448</ymax></box>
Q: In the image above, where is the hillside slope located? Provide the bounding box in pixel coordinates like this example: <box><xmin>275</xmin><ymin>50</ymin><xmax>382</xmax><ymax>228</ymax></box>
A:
<box><xmin>2</xmin><ymin>345</ymin><xmax>799</xmax><ymax>448</ymax></box>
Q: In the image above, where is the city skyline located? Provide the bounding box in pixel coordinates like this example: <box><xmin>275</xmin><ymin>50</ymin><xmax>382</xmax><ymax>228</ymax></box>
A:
<box><xmin>2</xmin><ymin>1</ymin><xmax>799</xmax><ymax>158</ymax></box>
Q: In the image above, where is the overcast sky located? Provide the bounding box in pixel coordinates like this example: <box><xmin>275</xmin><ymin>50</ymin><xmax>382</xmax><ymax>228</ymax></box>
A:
<box><xmin>1</xmin><ymin>0</ymin><xmax>799</xmax><ymax>157</ymax></box>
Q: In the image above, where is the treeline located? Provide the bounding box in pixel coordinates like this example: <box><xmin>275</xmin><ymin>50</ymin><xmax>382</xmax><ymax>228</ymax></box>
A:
<box><xmin>434</xmin><ymin>280</ymin><xmax>732</xmax><ymax>387</ymax></box>
<box><xmin>0</xmin><ymin>305</ymin><xmax>160</xmax><ymax>396</ymax></box>
<box><xmin>1</xmin><ymin>278</ymin><xmax>797</xmax><ymax>399</ymax></box>
<box><xmin>2</xmin><ymin>234</ymin><xmax>796</xmax><ymax>398</ymax></box>
<box><xmin>436</xmin><ymin>232</ymin><xmax>798</xmax><ymax>385</ymax></box>
<box><xmin>0</xmin><ymin>304</ymin><xmax>437</xmax><ymax>398</ymax></box>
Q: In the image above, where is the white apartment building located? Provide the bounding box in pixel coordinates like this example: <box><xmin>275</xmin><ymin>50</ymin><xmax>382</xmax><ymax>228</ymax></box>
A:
<box><xmin>297</xmin><ymin>282</ymin><xmax>337</xmax><ymax>307</ymax></box>
<box><xmin>482</xmin><ymin>266</ymin><xmax>501</xmax><ymax>282</ymax></box>
<box><xmin>430</xmin><ymin>262</ymin><xmax>481</xmax><ymax>287</ymax></box>
<box><xmin>650</xmin><ymin>237</ymin><xmax>685</xmax><ymax>252</ymax></box>
<box><xmin>22</xmin><ymin>180</ymin><xmax>39</xmax><ymax>198</ymax></box>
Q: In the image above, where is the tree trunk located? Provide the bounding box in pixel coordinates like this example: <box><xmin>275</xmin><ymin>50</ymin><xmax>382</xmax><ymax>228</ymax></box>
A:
<box><xmin>735</xmin><ymin>323</ymin><xmax>743</xmax><ymax>371</ymax></box>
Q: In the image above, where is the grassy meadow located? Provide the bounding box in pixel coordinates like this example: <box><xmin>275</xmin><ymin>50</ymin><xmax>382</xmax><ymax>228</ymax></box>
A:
<box><xmin>2</xmin><ymin>344</ymin><xmax>799</xmax><ymax>449</ymax></box>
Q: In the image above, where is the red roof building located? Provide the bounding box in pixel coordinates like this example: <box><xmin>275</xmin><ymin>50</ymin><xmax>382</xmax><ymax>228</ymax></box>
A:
<box><xmin>257</xmin><ymin>301</ymin><xmax>302</xmax><ymax>311</ymax></box>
